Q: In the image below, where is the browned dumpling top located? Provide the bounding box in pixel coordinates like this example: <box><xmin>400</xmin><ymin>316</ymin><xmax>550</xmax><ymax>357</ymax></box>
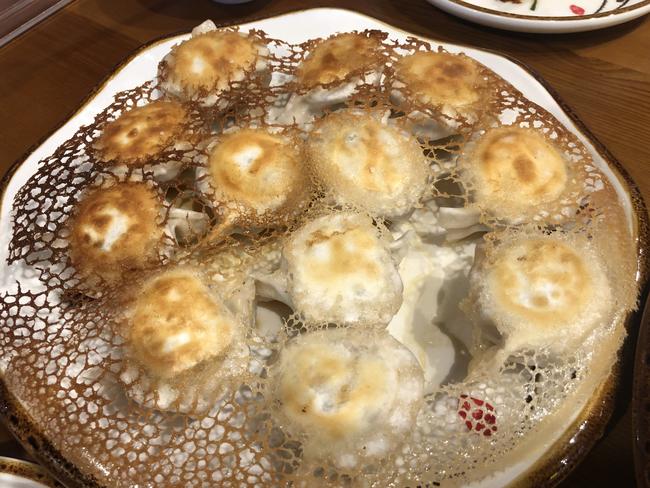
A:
<box><xmin>69</xmin><ymin>183</ymin><xmax>163</xmax><ymax>285</ymax></box>
<box><xmin>394</xmin><ymin>51</ymin><xmax>483</xmax><ymax>109</ymax></box>
<box><xmin>296</xmin><ymin>33</ymin><xmax>383</xmax><ymax>88</ymax></box>
<box><xmin>94</xmin><ymin>100</ymin><xmax>188</xmax><ymax>164</ymax></box>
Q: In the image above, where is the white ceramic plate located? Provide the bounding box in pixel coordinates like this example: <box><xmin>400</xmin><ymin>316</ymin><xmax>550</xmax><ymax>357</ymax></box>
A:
<box><xmin>427</xmin><ymin>0</ymin><xmax>650</xmax><ymax>33</ymax></box>
<box><xmin>0</xmin><ymin>8</ymin><xmax>645</xmax><ymax>488</ymax></box>
<box><xmin>0</xmin><ymin>457</ymin><xmax>58</xmax><ymax>488</ymax></box>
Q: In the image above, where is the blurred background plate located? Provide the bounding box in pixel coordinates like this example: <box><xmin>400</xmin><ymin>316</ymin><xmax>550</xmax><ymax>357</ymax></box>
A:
<box><xmin>426</xmin><ymin>0</ymin><xmax>650</xmax><ymax>33</ymax></box>
<box><xmin>0</xmin><ymin>457</ymin><xmax>61</xmax><ymax>488</ymax></box>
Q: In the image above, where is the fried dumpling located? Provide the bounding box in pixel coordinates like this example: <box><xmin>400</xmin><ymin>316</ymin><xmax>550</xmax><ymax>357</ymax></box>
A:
<box><xmin>306</xmin><ymin>111</ymin><xmax>430</xmax><ymax>218</ymax></box>
<box><xmin>457</xmin><ymin>126</ymin><xmax>575</xmax><ymax>222</ymax></box>
<box><xmin>270</xmin><ymin>32</ymin><xmax>385</xmax><ymax>128</ymax></box>
<box><xmin>296</xmin><ymin>32</ymin><xmax>383</xmax><ymax>88</ymax></box>
<box><xmin>200</xmin><ymin>128</ymin><xmax>310</xmax><ymax>239</ymax></box>
<box><xmin>283</xmin><ymin>212</ymin><xmax>402</xmax><ymax>327</ymax></box>
<box><xmin>159</xmin><ymin>28</ymin><xmax>269</xmax><ymax>107</ymax></box>
<box><xmin>393</xmin><ymin>51</ymin><xmax>485</xmax><ymax>119</ymax></box>
<box><xmin>127</xmin><ymin>268</ymin><xmax>240</xmax><ymax>377</ymax></box>
<box><xmin>68</xmin><ymin>183</ymin><xmax>164</xmax><ymax>288</ymax></box>
<box><xmin>270</xmin><ymin>328</ymin><xmax>424</xmax><ymax>469</ymax></box>
<box><xmin>120</xmin><ymin>266</ymin><xmax>249</xmax><ymax>412</ymax></box>
<box><xmin>93</xmin><ymin>100</ymin><xmax>189</xmax><ymax>177</ymax></box>
<box><xmin>467</xmin><ymin>233</ymin><xmax>612</xmax><ymax>354</ymax></box>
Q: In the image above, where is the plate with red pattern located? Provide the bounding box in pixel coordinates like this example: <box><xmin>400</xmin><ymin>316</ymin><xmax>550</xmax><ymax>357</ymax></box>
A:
<box><xmin>427</xmin><ymin>0</ymin><xmax>650</xmax><ymax>32</ymax></box>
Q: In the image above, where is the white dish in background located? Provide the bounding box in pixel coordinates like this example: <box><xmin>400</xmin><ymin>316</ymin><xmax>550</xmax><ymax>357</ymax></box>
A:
<box><xmin>427</xmin><ymin>0</ymin><xmax>650</xmax><ymax>33</ymax></box>
<box><xmin>0</xmin><ymin>457</ymin><xmax>58</xmax><ymax>488</ymax></box>
<box><xmin>0</xmin><ymin>8</ymin><xmax>644</xmax><ymax>488</ymax></box>
<box><xmin>0</xmin><ymin>474</ymin><xmax>48</xmax><ymax>488</ymax></box>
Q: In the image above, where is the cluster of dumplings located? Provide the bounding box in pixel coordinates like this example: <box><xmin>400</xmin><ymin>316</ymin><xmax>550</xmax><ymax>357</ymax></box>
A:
<box><xmin>25</xmin><ymin>20</ymin><xmax>635</xmax><ymax>485</ymax></box>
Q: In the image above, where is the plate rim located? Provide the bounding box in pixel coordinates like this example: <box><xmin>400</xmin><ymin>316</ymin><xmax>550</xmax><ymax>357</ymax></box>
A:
<box><xmin>436</xmin><ymin>0</ymin><xmax>650</xmax><ymax>22</ymax></box>
<box><xmin>633</xmin><ymin>283</ymin><xmax>650</xmax><ymax>487</ymax></box>
<box><xmin>0</xmin><ymin>455</ymin><xmax>62</xmax><ymax>487</ymax></box>
<box><xmin>0</xmin><ymin>7</ymin><xmax>648</xmax><ymax>488</ymax></box>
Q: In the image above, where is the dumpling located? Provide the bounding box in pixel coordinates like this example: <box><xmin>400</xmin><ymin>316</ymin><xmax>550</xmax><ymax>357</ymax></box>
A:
<box><xmin>392</xmin><ymin>51</ymin><xmax>485</xmax><ymax>120</ymax></box>
<box><xmin>282</xmin><ymin>212</ymin><xmax>403</xmax><ymax>327</ymax></box>
<box><xmin>306</xmin><ymin>111</ymin><xmax>430</xmax><ymax>218</ymax></box>
<box><xmin>127</xmin><ymin>267</ymin><xmax>240</xmax><ymax>377</ymax></box>
<box><xmin>93</xmin><ymin>100</ymin><xmax>190</xmax><ymax>180</ymax></box>
<box><xmin>159</xmin><ymin>27</ymin><xmax>269</xmax><ymax>107</ymax></box>
<box><xmin>467</xmin><ymin>232</ymin><xmax>612</xmax><ymax>354</ymax></box>
<box><xmin>296</xmin><ymin>32</ymin><xmax>383</xmax><ymax>88</ymax></box>
<box><xmin>272</xmin><ymin>32</ymin><xmax>385</xmax><ymax>127</ymax></box>
<box><xmin>270</xmin><ymin>328</ymin><xmax>424</xmax><ymax>470</ymax></box>
<box><xmin>457</xmin><ymin>126</ymin><xmax>576</xmax><ymax>222</ymax></box>
<box><xmin>68</xmin><ymin>183</ymin><xmax>164</xmax><ymax>289</ymax></box>
<box><xmin>119</xmin><ymin>266</ymin><xmax>249</xmax><ymax>412</ymax></box>
<box><xmin>199</xmin><ymin>128</ymin><xmax>310</xmax><ymax>239</ymax></box>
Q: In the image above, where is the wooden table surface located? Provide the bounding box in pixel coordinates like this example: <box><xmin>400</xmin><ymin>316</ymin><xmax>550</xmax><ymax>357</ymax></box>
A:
<box><xmin>0</xmin><ymin>1</ymin><xmax>648</xmax><ymax>486</ymax></box>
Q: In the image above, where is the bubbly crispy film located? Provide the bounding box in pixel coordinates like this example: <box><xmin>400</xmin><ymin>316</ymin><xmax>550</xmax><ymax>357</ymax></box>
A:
<box><xmin>283</xmin><ymin>211</ymin><xmax>403</xmax><ymax>326</ymax></box>
<box><xmin>306</xmin><ymin>110</ymin><xmax>430</xmax><ymax>218</ymax></box>
<box><xmin>0</xmin><ymin>26</ymin><xmax>639</xmax><ymax>488</ymax></box>
<box><xmin>465</xmin><ymin>229</ymin><xmax>616</xmax><ymax>355</ymax></box>
<box><xmin>270</xmin><ymin>328</ymin><xmax>424</xmax><ymax>469</ymax></box>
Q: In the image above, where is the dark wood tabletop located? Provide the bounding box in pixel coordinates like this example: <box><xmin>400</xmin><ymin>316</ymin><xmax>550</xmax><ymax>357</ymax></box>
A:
<box><xmin>0</xmin><ymin>1</ymin><xmax>648</xmax><ymax>487</ymax></box>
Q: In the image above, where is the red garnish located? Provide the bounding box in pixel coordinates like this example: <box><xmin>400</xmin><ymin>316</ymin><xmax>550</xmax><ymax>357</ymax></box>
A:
<box><xmin>458</xmin><ymin>395</ymin><xmax>498</xmax><ymax>437</ymax></box>
<box><xmin>570</xmin><ymin>5</ymin><xmax>586</xmax><ymax>15</ymax></box>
